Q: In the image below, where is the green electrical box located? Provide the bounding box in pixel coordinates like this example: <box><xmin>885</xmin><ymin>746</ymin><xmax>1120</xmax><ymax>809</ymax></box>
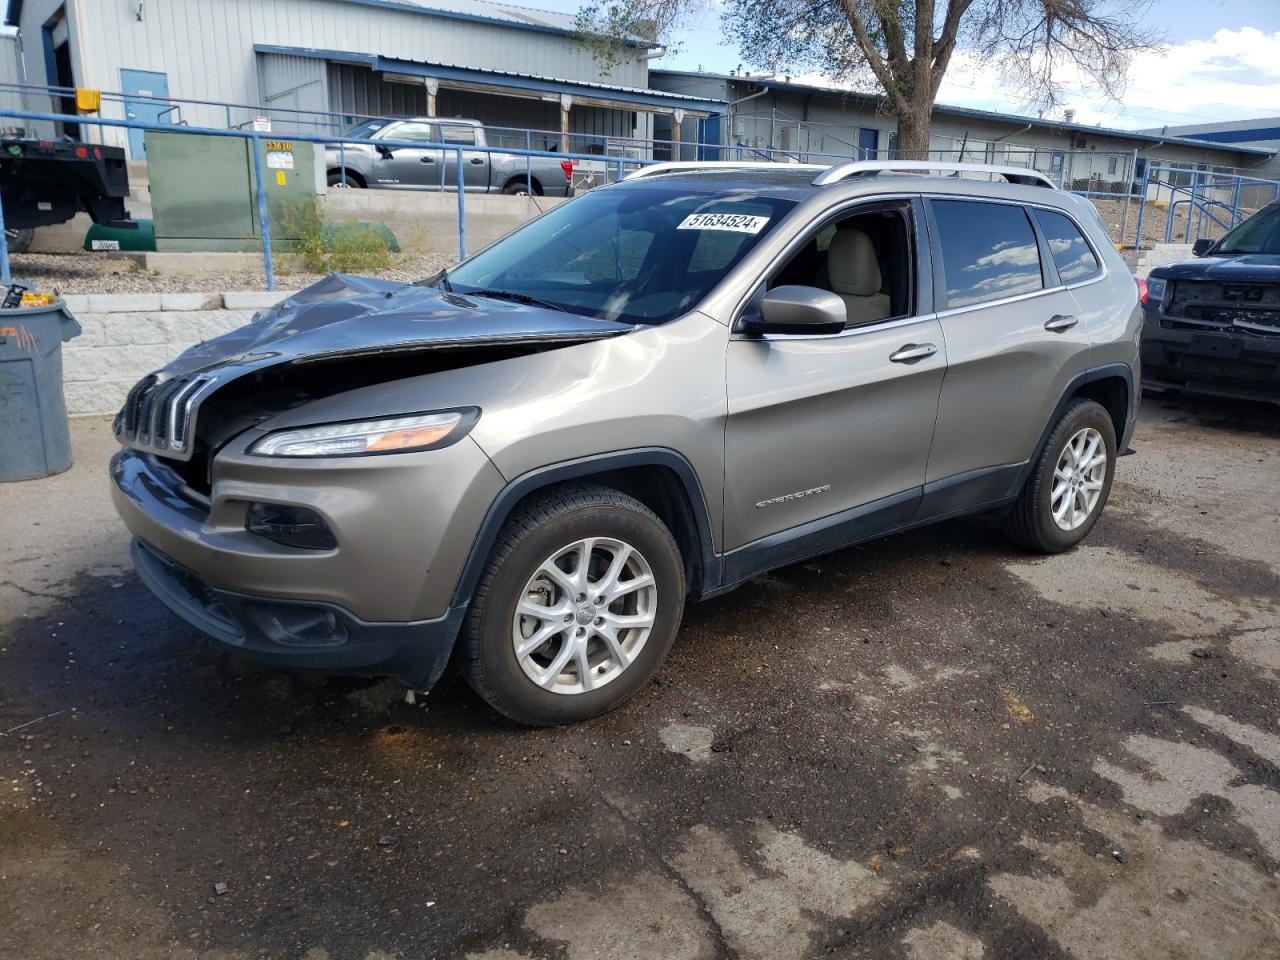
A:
<box><xmin>146</xmin><ymin>131</ymin><xmax>318</xmax><ymax>252</ymax></box>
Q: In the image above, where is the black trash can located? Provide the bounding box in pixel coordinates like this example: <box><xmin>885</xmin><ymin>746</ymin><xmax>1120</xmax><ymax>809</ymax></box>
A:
<box><xmin>0</xmin><ymin>300</ymin><xmax>82</xmax><ymax>482</ymax></box>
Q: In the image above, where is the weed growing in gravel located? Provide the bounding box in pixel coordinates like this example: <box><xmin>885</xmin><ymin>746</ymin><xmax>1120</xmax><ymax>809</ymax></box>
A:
<box><xmin>282</xmin><ymin>200</ymin><xmax>394</xmax><ymax>275</ymax></box>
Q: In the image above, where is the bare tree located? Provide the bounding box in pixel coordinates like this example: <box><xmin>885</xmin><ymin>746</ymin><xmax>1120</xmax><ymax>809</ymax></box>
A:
<box><xmin>577</xmin><ymin>0</ymin><xmax>1155</xmax><ymax>158</ymax></box>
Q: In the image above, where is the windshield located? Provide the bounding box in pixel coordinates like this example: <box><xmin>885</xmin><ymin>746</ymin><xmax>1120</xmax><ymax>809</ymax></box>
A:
<box><xmin>341</xmin><ymin>119</ymin><xmax>388</xmax><ymax>139</ymax></box>
<box><xmin>1214</xmin><ymin>202</ymin><xmax>1280</xmax><ymax>255</ymax></box>
<box><xmin>444</xmin><ymin>186</ymin><xmax>797</xmax><ymax>324</ymax></box>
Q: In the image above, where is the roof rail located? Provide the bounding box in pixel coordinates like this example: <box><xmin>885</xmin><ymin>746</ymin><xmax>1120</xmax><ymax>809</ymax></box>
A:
<box><xmin>625</xmin><ymin>160</ymin><xmax>829</xmax><ymax>180</ymax></box>
<box><xmin>813</xmin><ymin>160</ymin><xmax>1057</xmax><ymax>189</ymax></box>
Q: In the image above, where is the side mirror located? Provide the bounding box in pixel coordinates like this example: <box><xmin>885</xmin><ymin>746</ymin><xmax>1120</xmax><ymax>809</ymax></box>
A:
<box><xmin>749</xmin><ymin>285</ymin><xmax>847</xmax><ymax>336</ymax></box>
<box><xmin>375</xmin><ymin>144</ymin><xmax>394</xmax><ymax>160</ymax></box>
<box><xmin>1192</xmin><ymin>238</ymin><xmax>1214</xmax><ymax>257</ymax></box>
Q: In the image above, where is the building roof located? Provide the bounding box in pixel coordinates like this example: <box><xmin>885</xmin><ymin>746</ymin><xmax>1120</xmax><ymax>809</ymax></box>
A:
<box><xmin>256</xmin><ymin>44</ymin><xmax>725</xmax><ymax>114</ymax></box>
<box><xmin>1139</xmin><ymin>119</ymin><xmax>1280</xmax><ymax>145</ymax></box>
<box><xmin>652</xmin><ymin>69</ymin><xmax>1276</xmax><ymax>158</ymax></box>
<box><xmin>4</xmin><ymin>0</ymin><xmax>657</xmax><ymax>47</ymax></box>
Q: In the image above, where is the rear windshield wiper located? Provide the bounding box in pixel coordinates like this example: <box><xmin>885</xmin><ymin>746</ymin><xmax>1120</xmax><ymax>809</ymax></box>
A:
<box><xmin>466</xmin><ymin>288</ymin><xmax>569</xmax><ymax>313</ymax></box>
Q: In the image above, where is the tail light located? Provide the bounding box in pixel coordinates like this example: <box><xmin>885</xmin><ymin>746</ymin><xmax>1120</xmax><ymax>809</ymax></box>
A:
<box><xmin>1135</xmin><ymin>277</ymin><xmax>1148</xmax><ymax>305</ymax></box>
<box><xmin>559</xmin><ymin>160</ymin><xmax>573</xmax><ymax>181</ymax></box>
<box><xmin>73</xmin><ymin>145</ymin><xmax>88</xmax><ymax>159</ymax></box>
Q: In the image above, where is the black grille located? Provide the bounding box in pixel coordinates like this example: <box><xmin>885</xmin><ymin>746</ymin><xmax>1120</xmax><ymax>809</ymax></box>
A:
<box><xmin>121</xmin><ymin>374</ymin><xmax>156</xmax><ymax>435</ymax></box>
<box><xmin>1167</xmin><ymin>280</ymin><xmax>1280</xmax><ymax>336</ymax></box>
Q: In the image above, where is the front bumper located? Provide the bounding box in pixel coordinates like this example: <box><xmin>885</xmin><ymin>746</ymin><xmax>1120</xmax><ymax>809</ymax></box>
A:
<box><xmin>110</xmin><ymin>436</ymin><xmax>504</xmax><ymax>684</ymax></box>
<box><xmin>131</xmin><ymin>539</ymin><xmax>464</xmax><ymax>686</ymax></box>
<box><xmin>1141</xmin><ymin>305</ymin><xmax>1280</xmax><ymax>403</ymax></box>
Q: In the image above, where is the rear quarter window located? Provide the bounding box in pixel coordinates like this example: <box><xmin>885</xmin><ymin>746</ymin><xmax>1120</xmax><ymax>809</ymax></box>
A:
<box><xmin>1035</xmin><ymin>209</ymin><xmax>1101</xmax><ymax>283</ymax></box>
<box><xmin>931</xmin><ymin>199</ymin><xmax>1044</xmax><ymax>309</ymax></box>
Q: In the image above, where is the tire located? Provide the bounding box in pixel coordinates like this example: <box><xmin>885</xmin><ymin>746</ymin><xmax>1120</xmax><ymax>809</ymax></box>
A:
<box><xmin>327</xmin><ymin>171</ymin><xmax>364</xmax><ymax>188</ymax></box>
<box><xmin>502</xmin><ymin>179</ymin><xmax>540</xmax><ymax>196</ymax></box>
<box><xmin>6</xmin><ymin>228</ymin><xmax>33</xmax><ymax>254</ymax></box>
<box><xmin>1003</xmin><ymin>398</ymin><xmax>1117</xmax><ymax>553</ymax></box>
<box><xmin>459</xmin><ymin>483</ymin><xmax>685</xmax><ymax>725</ymax></box>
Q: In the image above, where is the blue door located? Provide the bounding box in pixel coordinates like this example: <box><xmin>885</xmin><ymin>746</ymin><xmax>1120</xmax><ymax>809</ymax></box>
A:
<box><xmin>1049</xmin><ymin>151</ymin><xmax>1065</xmax><ymax>186</ymax></box>
<box><xmin>120</xmin><ymin>68</ymin><xmax>170</xmax><ymax>159</ymax></box>
<box><xmin>857</xmin><ymin>127</ymin><xmax>878</xmax><ymax>160</ymax></box>
<box><xmin>696</xmin><ymin>116</ymin><xmax>721</xmax><ymax>160</ymax></box>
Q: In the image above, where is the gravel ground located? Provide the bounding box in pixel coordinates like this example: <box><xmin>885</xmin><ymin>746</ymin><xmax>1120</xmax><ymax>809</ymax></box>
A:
<box><xmin>2</xmin><ymin>395</ymin><xmax>1278</xmax><ymax>959</ymax></box>
<box><xmin>8</xmin><ymin>251</ymin><xmax>454</xmax><ymax>295</ymax></box>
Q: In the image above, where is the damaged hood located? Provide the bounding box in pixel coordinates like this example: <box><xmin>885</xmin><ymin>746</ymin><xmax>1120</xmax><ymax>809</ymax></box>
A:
<box><xmin>1154</xmin><ymin>254</ymin><xmax>1280</xmax><ymax>284</ymax></box>
<box><xmin>164</xmin><ymin>273</ymin><xmax>634</xmax><ymax>378</ymax></box>
<box><xmin>115</xmin><ymin>274</ymin><xmax>634</xmax><ymax>461</ymax></box>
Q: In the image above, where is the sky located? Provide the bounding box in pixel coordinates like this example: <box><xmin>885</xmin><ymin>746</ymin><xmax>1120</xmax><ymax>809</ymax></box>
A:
<box><xmin>531</xmin><ymin>0</ymin><xmax>1280</xmax><ymax>132</ymax></box>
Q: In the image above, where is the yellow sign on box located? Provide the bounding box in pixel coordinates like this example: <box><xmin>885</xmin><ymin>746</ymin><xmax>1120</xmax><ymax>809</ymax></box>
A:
<box><xmin>276</xmin><ymin>170</ymin><xmax>287</xmax><ymax>186</ymax></box>
<box><xmin>75</xmin><ymin>88</ymin><xmax>102</xmax><ymax>114</ymax></box>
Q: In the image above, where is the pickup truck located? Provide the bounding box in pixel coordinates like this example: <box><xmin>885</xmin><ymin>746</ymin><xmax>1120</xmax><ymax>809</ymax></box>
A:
<box><xmin>1142</xmin><ymin>200</ymin><xmax>1280</xmax><ymax>405</ymax></box>
<box><xmin>0</xmin><ymin>136</ymin><xmax>130</xmax><ymax>252</ymax></box>
<box><xmin>324</xmin><ymin>117</ymin><xmax>574</xmax><ymax>197</ymax></box>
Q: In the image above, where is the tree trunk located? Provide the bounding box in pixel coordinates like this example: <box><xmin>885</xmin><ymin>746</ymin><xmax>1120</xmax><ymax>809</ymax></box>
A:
<box><xmin>893</xmin><ymin>101</ymin><xmax>932</xmax><ymax>160</ymax></box>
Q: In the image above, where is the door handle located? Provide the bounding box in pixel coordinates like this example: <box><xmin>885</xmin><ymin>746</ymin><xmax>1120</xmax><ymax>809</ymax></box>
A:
<box><xmin>889</xmin><ymin>343</ymin><xmax>937</xmax><ymax>363</ymax></box>
<box><xmin>469</xmin><ymin>157</ymin><xmax>484</xmax><ymax>164</ymax></box>
<box><xmin>1045</xmin><ymin>314</ymin><xmax>1078</xmax><ymax>332</ymax></box>
<box><xmin>419</xmin><ymin>156</ymin><xmax>435</xmax><ymax>164</ymax></box>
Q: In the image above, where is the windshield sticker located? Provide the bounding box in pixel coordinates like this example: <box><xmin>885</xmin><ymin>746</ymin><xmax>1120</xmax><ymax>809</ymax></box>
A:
<box><xmin>677</xmin><ymin>213</ymin><xmax>771</xmax><ymax>234</ymax></box>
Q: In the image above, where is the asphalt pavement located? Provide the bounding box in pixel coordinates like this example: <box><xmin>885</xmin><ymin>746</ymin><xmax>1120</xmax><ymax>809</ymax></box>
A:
<box><xmin>1</xmin><ymin>395</ymin><xmax>1277</xmax><ymax>960</ymax></box>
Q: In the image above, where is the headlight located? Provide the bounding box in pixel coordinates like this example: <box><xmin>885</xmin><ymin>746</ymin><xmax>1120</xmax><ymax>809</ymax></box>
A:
<box><xmin>250</xmin><ymin>410</ymin><xmax>476</xmax><ymax>458</ymax></box>
<box><xmin>1145</xmin><ymin>275</ymin><xmax>1166</xmax><ymax>304</ymax></box>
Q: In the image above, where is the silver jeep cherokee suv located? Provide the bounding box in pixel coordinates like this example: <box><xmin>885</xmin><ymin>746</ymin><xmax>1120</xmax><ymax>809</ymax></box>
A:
<box><xmin>111</xmin><ymin>160</ymin><xmax>1140</xmax><ymax>725</ymax></box>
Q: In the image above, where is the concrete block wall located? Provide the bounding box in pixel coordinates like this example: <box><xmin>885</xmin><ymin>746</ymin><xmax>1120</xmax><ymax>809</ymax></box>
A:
<box><xmin>60</xmin><ymin>291</ymin><xmax>296</xmax><ymax>416</ymax></box>
<box><xmin>319</xmin><ymin>190</ymin><xmax>566</xmax><ymax>257</ymax></box>
<box><xmin>33</xmin><ymin>190</ymin><xmax>561</xmax><ymax>257</ymax></box>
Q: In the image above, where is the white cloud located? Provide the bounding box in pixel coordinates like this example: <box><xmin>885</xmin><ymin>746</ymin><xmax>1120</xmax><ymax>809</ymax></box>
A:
<box><xmin>965</xmin><ymin>240</ymin><xmax>1040</xmax><ymax>271</ymax></box>
<box><xmin>936</xmin><ymin>27</ymin><xmax>1280</xmax><ymax>130</ymax></box>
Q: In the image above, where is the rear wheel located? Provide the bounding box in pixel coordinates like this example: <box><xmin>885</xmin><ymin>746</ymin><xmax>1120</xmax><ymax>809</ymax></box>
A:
<box><xmin>502</xmin><ymin>179</ymin><xmax>540</xmax><ymax>196</ymax></box>
<box><xmin>1003</xmin><ymin>399</ymin><xmax>1116</xmax><ymax>553</ymax></box>
<box><xmin>327</xmin><ymin>171</ymin><xmax>364</xmax><ymax>188</ymax></box>
<box><xmin>459</xmin><ymin>484</ymin><xmax>684</xmax><ymax>725</ymax></box>
<box><xmin>5</xmin><ymin>228</ymin><xmax>33</xmax><ymax>254</ymax></box>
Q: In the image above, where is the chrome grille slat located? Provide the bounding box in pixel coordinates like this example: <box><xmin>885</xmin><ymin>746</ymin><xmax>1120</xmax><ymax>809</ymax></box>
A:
<box><xmin>114</xmin><ymin>373</ymin><xmax>215</xmax><ymax>460</ymax></box>
<box><xmin>150</xmin><ymin>379</ymin><xmax>184</xmax><ymax>445</ymax></box>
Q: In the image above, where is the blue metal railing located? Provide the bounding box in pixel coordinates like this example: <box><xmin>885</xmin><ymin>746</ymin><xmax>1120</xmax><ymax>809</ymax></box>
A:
<box><xmin>5</xmin><ymin>102</ymin><xmax>1278</xmax><ymax>283</ymax></box>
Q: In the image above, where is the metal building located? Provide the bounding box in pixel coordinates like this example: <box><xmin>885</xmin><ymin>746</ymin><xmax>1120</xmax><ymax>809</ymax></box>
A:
<box><xmin>4</xmin><ymin>0</ymin><xmax>721</xmax><ymax>157</ymax></box>
<box><xmin>1142</xmin><ymin>118</ymin><xmax>1280</xmax><ymax>179</ymax></box>
<box><xmin>651</xmin><ymin>70</ymin><xmax>1275</xmax><ymax>186</ymax></box>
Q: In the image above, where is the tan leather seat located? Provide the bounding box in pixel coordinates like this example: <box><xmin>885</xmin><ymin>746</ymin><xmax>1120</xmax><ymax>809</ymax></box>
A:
<box><xmin>827</xmin><ymin>230</ymin><xmax>891</xmax><ymax>325</ymax></box>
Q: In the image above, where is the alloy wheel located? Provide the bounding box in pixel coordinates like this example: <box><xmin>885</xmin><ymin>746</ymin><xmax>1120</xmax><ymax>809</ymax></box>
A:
<box><xmin>511</xmin><ymin>537</ymin><xmax>658</xmax><ymax>695</ymax></box>
<box><xmin>1051</xmin><ymin>426</ymin><xmax>1107</xmax><ymax>531</ymax></box>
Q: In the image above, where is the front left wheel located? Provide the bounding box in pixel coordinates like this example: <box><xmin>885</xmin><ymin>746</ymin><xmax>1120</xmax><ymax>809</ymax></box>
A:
<box><xmin>459</xmin><ymin>484</ymin><xmax>685</xmax><ymax>725</ymax></box>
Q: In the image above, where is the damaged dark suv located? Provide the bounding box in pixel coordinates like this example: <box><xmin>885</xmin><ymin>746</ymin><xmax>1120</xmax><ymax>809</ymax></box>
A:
<box><xmin>111</xmin><ymin>161</ymin><xmax>1139</xmax><ymax>725</ymax></box>
<box><xmin>1143</xmin><ymin>200</ymin><xmax>1280</xmax><ymax>404</ymax></box>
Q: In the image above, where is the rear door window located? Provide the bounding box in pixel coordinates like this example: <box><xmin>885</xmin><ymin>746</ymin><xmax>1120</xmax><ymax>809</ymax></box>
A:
<box><xmin>930</xmin><ymin>200</ymin><xmax>1044</xmax><ymax>309</ymax></box>
<box><xmin>1035</xmin><ymin>209</ymin><xmax>1101</xmax><ymax>283</ymax></box>
<box><xmin>384</xmin><ymin>121</ymin><xmax>438</xmax><ymax>143</ymax></box>
<box><xmin>439</xmin><ymin>124</ymin><xmax>478</xmax><ymax>145</ymax></box>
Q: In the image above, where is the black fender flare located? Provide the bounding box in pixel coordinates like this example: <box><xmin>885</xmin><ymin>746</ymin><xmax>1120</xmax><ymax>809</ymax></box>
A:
<box><xmin>1014</xmin><ymin>361</ymin><xmax>1135</xmax><ymax>491</ymax></box>
<box><xmin>448</xmin><ymin>447</ymin><xmax>721</xmax><ymax>609</ymax></box>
